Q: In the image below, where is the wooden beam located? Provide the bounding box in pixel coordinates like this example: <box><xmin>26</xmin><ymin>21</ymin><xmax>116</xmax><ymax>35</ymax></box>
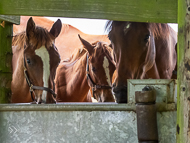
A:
<box><xmin>0</xmin><ymin>15</ymin><xmax>20</xmax><ymax>25</ymax></box>
<box><xmin>177</xmin><ymin>0</ymin><xmax>190</xmax><ymax>142</ymax></box>
<box><xmin>0</xmin><ymin>0</ymin><xmax>177</xmax><ymax>23</ymax></box>
<box><xmin>0</xmin><ymin>21</ymin><xmax>12</xmax><ymax>103</ymax></box>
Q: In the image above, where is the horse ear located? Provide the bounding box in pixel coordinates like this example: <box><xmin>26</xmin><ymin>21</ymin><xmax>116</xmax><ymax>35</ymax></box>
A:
<box><xmin>78</xmin><ymin>34</ymin><xmax>94</xmax><ymax>55</ymax></box>
<box><xmin>109</xmin><ymin>43</ymin><xmax>113</xmax><ymax>49</ymax></box>
<box><xmin>49</xmin><ymin>19</ymin><xmax>62</xmax><ymax>39</ymax></box>
<box><xmin>26</xmin><ymin>17</ymin><xmax>35</xmax><ymax>39</ymax></box>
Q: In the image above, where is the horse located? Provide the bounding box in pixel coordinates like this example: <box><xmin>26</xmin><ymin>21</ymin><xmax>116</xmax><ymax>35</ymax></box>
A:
<box><xmin>13</xmin><ymin>16</ymin><xmax>110</xmax><ymax>60</ymax></box>
<box><xmin>106</xmin><ymin>21</ymin><xmax>177</xmax><ymax>103</ymax></box>
<box><xmin>55</xmin><ymin>35</ymin><xmax>116</xmax><ymax>102</ymax></box>
<box><xmin>11</xmin><ymin>17</ymin><xmax>62</xmax><ymax>104</ymax></box>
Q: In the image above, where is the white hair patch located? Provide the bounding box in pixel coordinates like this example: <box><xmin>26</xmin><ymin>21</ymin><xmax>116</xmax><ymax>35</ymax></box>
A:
<box><xmin>35</xmin><ymin>46</ymin><xmax>50</xmax><ymax>102</ymax></box>
<box><xmin>103</xmin><ymin>56</ymin><xmax>111</xmax><ymax>86</ymax></box>
<box><xmin>103</xmin><ymin>56</ymin><xmax>116</xmax><ymax>102</ymax></box>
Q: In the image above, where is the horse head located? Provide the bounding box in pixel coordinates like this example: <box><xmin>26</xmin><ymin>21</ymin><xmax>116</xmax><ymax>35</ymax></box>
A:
<box><xmin>78</xmin><ymin>35</ymin><xmax>116</xmax><ymax>102</ymax></box>
<box><xmin>107</xmin><ymin>21</ymin><xmax>156</xmax><ymax>103</ymax></box>
<box><xmin>11</xmin><ymin>17</ymin><xmax>62</xmax><ymax>104</ymax></box>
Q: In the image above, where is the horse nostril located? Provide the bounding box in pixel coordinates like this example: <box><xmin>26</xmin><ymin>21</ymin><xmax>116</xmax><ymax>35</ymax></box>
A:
<box><xmin>112</xmin><ymin>82</ymin><xmax>116</xmax><ymax>88</ymax></box>
<box><xmin>36</xmin><ymin>101</ymin><xmax>42</xmax><ymax>104</ymax></box>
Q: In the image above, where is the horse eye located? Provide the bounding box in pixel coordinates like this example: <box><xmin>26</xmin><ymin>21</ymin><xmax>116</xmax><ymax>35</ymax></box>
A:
<box><xmin>27</xmin><ymin>59</ymin><xmax>31</xmax><ymax>64</ymax></box>
<box><xmin>108</xmin><ymin>35</ymin><xmax>111</xmax><ymax>41</ymax></box>
<box><xmin>92</xmin><ymin>67</ymin><xmax>96</xmax><ymax>72</ymax></box>
<box><xmin>108</xmin><ymin>33</ymin><xmax>113</xmax><ymax>42</ymax></box>
<box><xmin>144</xmin><ymin>35</ymin><xmax>150</xmax><ymax>42</ymax></box>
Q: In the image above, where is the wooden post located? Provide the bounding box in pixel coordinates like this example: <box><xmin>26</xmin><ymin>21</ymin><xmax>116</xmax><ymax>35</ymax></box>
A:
<box><xmin>0</xmin><ymin>20</ymin><xmax>13</xmax><ymax>103</ymax></box>
<box><xmin>177</xmin><ymin>0</ymin><xmax>190</xmax><ymax>142</ymax></box>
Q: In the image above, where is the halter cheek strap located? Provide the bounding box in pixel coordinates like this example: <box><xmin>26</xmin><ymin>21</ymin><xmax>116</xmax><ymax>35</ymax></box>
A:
<box><xmin>86</xmin><ymin>54</ymin><xmax>112</xmax><ymax>100</ymax></box>
<box><xmin>23</xmin><ymin>54</ymin><xmax>57</xmax><ymax>103</ymax></box>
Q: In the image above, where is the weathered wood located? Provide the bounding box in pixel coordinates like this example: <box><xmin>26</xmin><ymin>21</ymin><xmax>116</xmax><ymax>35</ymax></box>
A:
<box><xmin>0</xmin><ymin>21</ymin><xmax>12</xmax><ymax>103</ymax></box>
<box><xmin>177</xmin><ymin>0</ymin><xmax>190</xmax><ymax>142</ymax></box>
<box><xmin>0</xmin><ymin>15</ymin><xmax>20</xmax><ymax>25</ymax></box>
<box><xmin>0</xmin><ymin>0</ymin><xmax>177</xmax><ymax>23</ymax></box>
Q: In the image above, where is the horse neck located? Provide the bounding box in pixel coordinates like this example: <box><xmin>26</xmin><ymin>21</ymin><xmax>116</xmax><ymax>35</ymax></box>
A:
<box><xmin>11</xmin><ymin>47</ymin><xmax>32</xmax><ymax>102</ymax></box>
<box><xmin>12</xmin><ymin>48</ymin><xmax>26</xmax><ymax>84</ymax></box>
<box><xmin>65</xmin><ymin>53</ymin><xmax>90</xmax><ymax>101</ymax></box>
<box><xmin>148</xmin><ymin>23</ymin><xmax>177</xmax><ymax>79</ymax></box>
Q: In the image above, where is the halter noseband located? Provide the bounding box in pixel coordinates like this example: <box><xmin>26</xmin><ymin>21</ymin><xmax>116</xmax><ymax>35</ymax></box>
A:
<box><xmin>23</xmin><ymin>53</ymin><xmax>57</xmax><ymax>103</ymax></box>
<box><xmin>86</xmin><ymin>54</ymin><xmax>112</xmax><ymax>100</ymax></box>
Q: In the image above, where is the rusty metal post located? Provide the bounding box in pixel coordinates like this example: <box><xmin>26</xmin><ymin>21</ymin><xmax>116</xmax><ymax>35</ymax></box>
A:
<box><xmin>135</xmin><ymin>86</ymin><xmax>158</xmax><ymax>143</ymax></box>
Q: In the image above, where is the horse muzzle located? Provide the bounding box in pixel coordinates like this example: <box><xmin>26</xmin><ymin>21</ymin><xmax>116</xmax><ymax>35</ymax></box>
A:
<box><xmin>112</xmin><ymin>86</ymin><xmax>128</xmax><ymax>103</ymax></box>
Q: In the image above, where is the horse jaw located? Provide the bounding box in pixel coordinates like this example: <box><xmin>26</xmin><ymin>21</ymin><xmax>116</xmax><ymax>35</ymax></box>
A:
<box><xmin>35</xmin><ymin>46</ymin><xmax>50</xmax><ymax>102</ymax></box>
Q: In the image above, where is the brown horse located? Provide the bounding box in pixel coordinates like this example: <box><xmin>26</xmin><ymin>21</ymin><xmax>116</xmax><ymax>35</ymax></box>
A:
<box><xmin>11</xmin><ymin>17</ymin><xmax>62</xmax><ymax>104</ymax></box>
<box><xmin>13</xmin><ymin>16</ymin><xmax>110</xmax><ymax>60</ymax></box>
<box><xmin>55</xmin><ymin>35</ymin><xmax>116</xmax><ymax>102</ymax></box>
<box><xmin>106</xmin><ymin>21</ymin><xmax>177</xmax><ymax>103</ymax></box>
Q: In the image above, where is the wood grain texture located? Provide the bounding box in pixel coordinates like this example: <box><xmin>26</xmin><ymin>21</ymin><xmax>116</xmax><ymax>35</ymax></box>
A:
<box><xmin>0</xmin><ymin>22</ymin><xmax>12</xmax><ymax>103</ymax></box>
<box><xmin>177</xmin><ymin>0</ymin><xmax>190</xmax><ymax>142</ymax></box>
<box><xmin>0</xmin><ymin>15</ymin><xmax>20</xmax><ymax>24</ymax></box>
<box><xmin>0</xmin><ymin>0</ymin><xmax>177</xmax><ymax>23</ymax></box>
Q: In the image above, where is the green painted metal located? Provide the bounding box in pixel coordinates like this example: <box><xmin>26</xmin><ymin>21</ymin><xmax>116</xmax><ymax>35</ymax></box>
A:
<box><xmin>0</xmin><ymin>15</ymin><xmax>20</xmax><ymax>25</ymax></box>
<box><xmin>0</xmin><ymin>0</ymin><xmax>177</xmax><ymax>23</ymax></box>
<box><xmin>0</xmin><ymin>22</ymin><xmax>12</xmax><ymax>103</ymax></box>
<box><xmin>0</xmin><ymin>102</ymin><xmax>176</xmax><ymax>112</ymax></box>
<box><xmin>128</xmin><ymin>79</ymin><xmax>177</xmax><ymax>104</ymax></box>
<box><xmin>177</xmin><ymin>0</ymin><xmax>190</xmax><ymax>143</ymax></box>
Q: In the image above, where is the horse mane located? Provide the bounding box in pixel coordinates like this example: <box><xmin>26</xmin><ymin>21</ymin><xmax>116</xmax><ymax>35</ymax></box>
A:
<box><xmin>62</xmin><ymin>41</ymin><xmax>101</xmax><ymax>63</ymax></box>
<box><xmin>149</xmin><ymin>23</ymin><xmax>170</xmax><ymax>39</ymax></box>
<box><xmin>12</xmin><ymin>31</ymin><xmax>26</xmax><ymax>51</ymax></box>
<box><xmin>12</xmin><ymin>26</ymin><xmax>53</xmax><ymax>51</ymax></box>
<box><xmin>105</xmin><ymin>21</ymin><xmax>170</xmax><ymax>39</ymax></box>
<box><xmin>61</xmin><ymin>47</ymin><xmax>87</xmax><ymax>63</ymax></box>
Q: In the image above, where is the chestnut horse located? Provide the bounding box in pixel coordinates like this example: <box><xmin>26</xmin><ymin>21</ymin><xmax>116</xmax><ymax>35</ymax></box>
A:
<box><xmin>55</xmin><ymin>35</ymin><xmax>116</xmax><ymax>102</ymax></box>
<box><xmin>11</xmin><ymin>17</ymin><xmax>62</xmax><ymax>104</ymax></box>
<box><xmin>106</xmin><ymin>21</ymin><xmax>177</xmax><ymax>103</ymax></box>
<box><xmin>13</xmin><ymin>16</ymin><xmax>110</xmax><ymax>60</ymax></box>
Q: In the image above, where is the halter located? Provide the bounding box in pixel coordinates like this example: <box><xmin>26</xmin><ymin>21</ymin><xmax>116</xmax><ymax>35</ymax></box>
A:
<box><xmin>23</xmin><ymin>53</ymin><xmax>57</xmax><ymax>103</ymax></box>
<box><xmin>86</xmin><ymin>54</ymin><xmax>112</xmax><ymax>100</ymax></box>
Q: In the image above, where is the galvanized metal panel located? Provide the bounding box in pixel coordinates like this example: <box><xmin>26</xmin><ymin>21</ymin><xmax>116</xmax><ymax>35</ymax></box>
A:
<box><xmin>0</xmin><ymin>104</ymin><xmax>176</xmax><ymax>143</ymax></box>
<box><xmin>0</xmin><ymin>79</ymin><xmax>177</xmax><ymax>142</ymax></box>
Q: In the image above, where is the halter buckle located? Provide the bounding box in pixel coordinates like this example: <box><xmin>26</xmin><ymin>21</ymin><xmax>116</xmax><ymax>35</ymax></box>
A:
<box><xmin>86</xmin><ymin>71</ymin><xmax>90</xmax><ymax>74</ymax></box>
<box><xmin>95</xmin><ymin>85</ymin><xmax>101</xmax><ymax>89</ymax></box>
<box><xmin>30</xmin><ymin>84</ymin><xmax>34</xmax><ymax>92</ymax></box>
<box><xmin>24</xmin><ymin>67</ymin><xmax>27</xmax><ymax>72</ymax></box>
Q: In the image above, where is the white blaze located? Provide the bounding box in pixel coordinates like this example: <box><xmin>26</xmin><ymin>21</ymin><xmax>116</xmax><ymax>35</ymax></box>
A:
<box><xmin>35</xmin><ymin>46</ymin><xmax>50</xmax><ymax>102</ymax></box>
<box><xmin>103</xmin><ymin>56</ymin><xmax>116</xmax><ymax>102</ymax></box>
<box><xmin>103</xmin><ymin>56</ymin><xmax>111</xmax><ymax>86</ymax></box>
